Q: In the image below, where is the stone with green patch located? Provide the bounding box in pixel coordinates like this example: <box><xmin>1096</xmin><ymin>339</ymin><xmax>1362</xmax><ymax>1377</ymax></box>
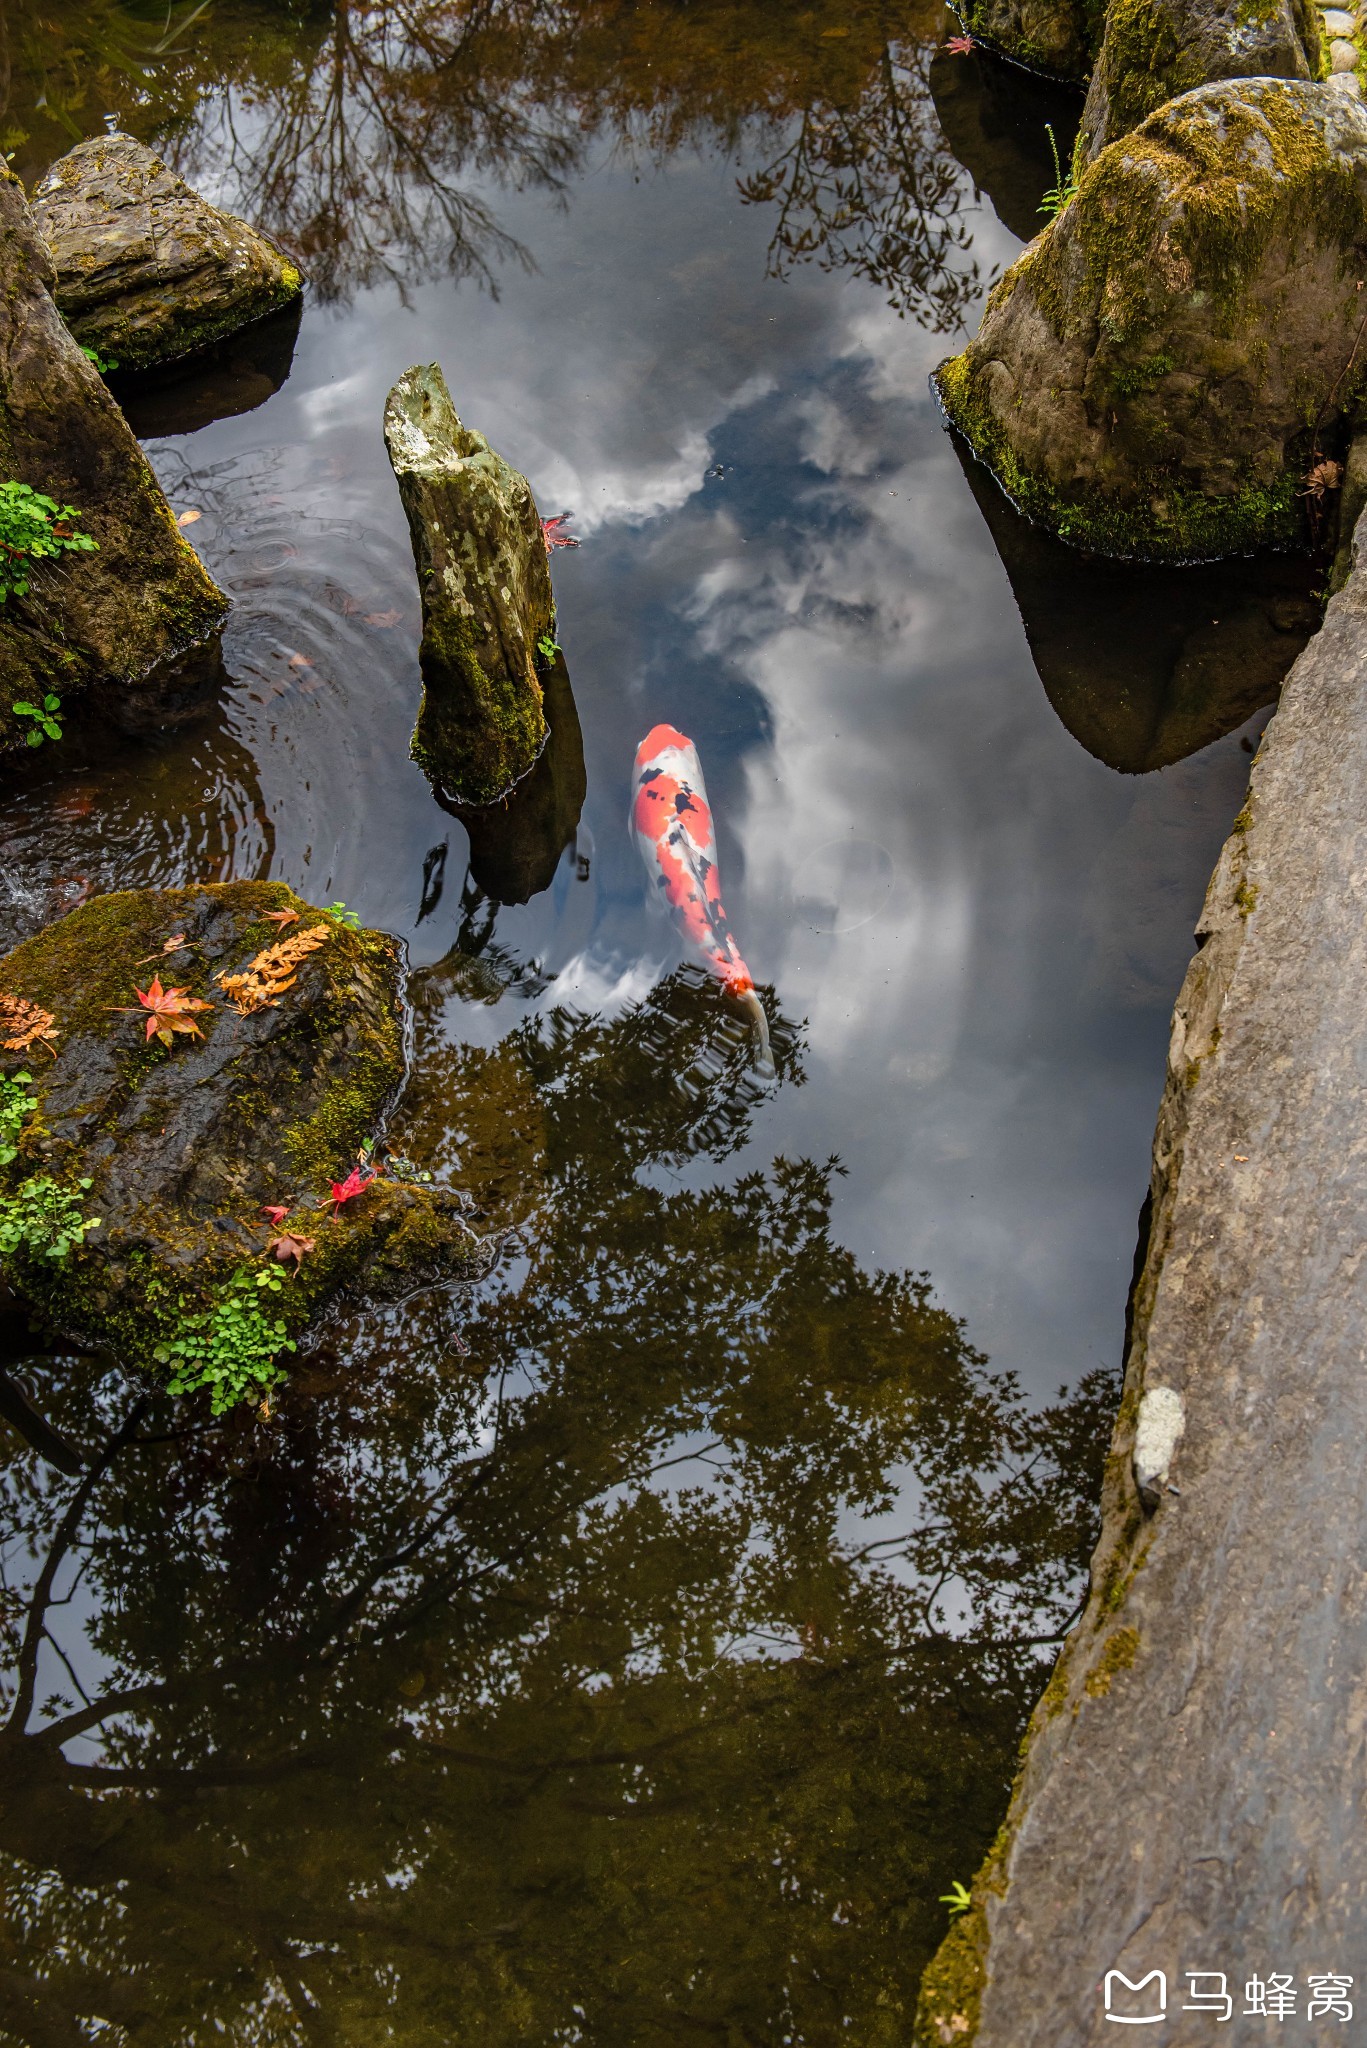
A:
<box><xmin>0</xmin><ymin>164</ymin><xmax>227</xmax><ymax>758</ymax></box>
<box><xmin>1080</xmin><ymin>0</ymin><xmax>1320</xmax><ymax>159</ymax></box>
<box><xmin>936</xmin><ymin>79</ymin><xmax>1367</xmax><ymax>562</ymax></box>
<box><xmin>951</xmin><ymin>0</ymin><xmax>1104</xmax><ymax>80</ymax></box>
<box><xmin>0</xmin><ymin>882</ymin><xmax>487</xmax><ymax>1406</ymax></box>
<box><xmin>384</xmin><ymin>362</ymin><xmax>552</xmax><ymax>807</ymax></box>
<box><xmin>31</xmin><ymin>134</ymin><xmax>303</xmax><ymax>374</ymax></box>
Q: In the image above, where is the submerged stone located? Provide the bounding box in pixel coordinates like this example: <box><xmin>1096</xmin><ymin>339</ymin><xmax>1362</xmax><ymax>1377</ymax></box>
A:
<box><xmin>936</xmin><ymin>79</ymin><xmax>1367</xmax><ymax>562</ymax></box>
<box><xmin>0</xmin><ymin>883</ymin><xmax>484</xmax><ymax>1409</ymax></box>
<box><xmin>384</xmin><ymin>362</ymin><xmax>553</xmax><ymax>807</ymax></box>
<box><xmin>0</xmin><ymin>165</ymin><xmax>227</xmax><ymax>760</ymax></box>
<box><xmin>30</xmin><ymin>134</ymin><xmax>303</xmax><ymax>374</ymax></box>
<box><xmin>1080</xmin><ymin>0</ymin><xmax>1318</xmax><ymax>158</ymax></box>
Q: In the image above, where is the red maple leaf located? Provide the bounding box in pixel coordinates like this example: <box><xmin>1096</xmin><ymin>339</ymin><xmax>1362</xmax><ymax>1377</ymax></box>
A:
<box><xmin>944</xmin><ymin>31</ymin><xmax>975</xmax><ymax>51</ymax></box>
<box><xmin>111</xmin><ymin>975</ymin><xmax>214</xmax><ymax>1047</ymax></box>
<box><xmin>542</xmin><ymin>513</ymin><xmax>580</xmax><ymax>552</ymax></box>
<box><xmin>261</xmin><ymin>1204</ymin><xmax>290</xmax><ymax>1226</ymax></box>
<box><xmin>319</xmin><ymin>1165</ymin><xmax>378</xmax><ymax>1212</ymax></box>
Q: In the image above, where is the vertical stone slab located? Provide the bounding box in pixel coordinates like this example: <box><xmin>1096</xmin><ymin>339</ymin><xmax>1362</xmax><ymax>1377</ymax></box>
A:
<box><xmin>384</xmin><ymin>363</ymin><xmax>552</xmax><ymax>807</ymax></box>
<box><xmin>916</xmin><ymin>511</ymin><xmax>1367</xmax><ymax>2043</ymax></box>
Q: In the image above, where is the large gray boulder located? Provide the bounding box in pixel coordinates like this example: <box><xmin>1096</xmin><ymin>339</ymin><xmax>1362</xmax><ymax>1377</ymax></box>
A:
<box><xmin>0</xmin><ymin>882</ymin><xmax>484</xmax><ymax>1410</ymax></box>
<box><xmin>936</xmin><ymin>79</ymin><xmax>1367</xmax><ymax>561</ymax></box>
<box><xmin>384</xmin><ymin>362</ymin><xmax>553</xmax><ymax>806</ymax></box>
<box><xmin>0</xmin><ymin>166</ymin><xmax>227</xmax><ymax>759</ymax></box>
<box><xmin>31</xmin><ymin>135</ymin><xmax>303</xmax><ymax>373</ymax></box>
<box><xmin>1081</xmin><ymin>0</ymin><xmax>1320</xmax><ymax>158</ymax></box>
<box><xmin>913</xmin><ymin>499</ymin><xmax>1367</xmax><ymax>2046</ymax></box>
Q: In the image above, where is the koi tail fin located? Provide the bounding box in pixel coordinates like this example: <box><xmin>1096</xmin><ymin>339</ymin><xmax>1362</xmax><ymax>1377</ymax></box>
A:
<box><xmin>738</xmin><ymin>988</ymin><xmax>774</xmax><ymax>1080</ymax></box>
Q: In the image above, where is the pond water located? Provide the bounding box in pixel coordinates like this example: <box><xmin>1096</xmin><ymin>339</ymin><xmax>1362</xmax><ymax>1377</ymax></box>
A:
<box><xmin>0</xmin><ymin>4</ymin><xmax>1318</xmax><ymax>2041</ymax></box>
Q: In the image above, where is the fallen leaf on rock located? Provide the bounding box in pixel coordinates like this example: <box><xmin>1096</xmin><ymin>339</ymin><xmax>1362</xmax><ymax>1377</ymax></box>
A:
<box><xmin>364</xmin><ymin>609</ymin><xmax>401</xmax><ymax>628</ymax></box>
<box><xmin>0</xmin><ymin>992</ymin><xmax>58</xmax><ymax>1056</ymax></box>
<box><xmin>114</xmin><ymin>975</ymin><xmax>214</xmax><ymax>1047</ymax></box>
<box><xmin>261</xmin><ymin>1204</ymin><xmax>290</xmax><ymax>1225</ymax></box>
<box><xmin>136</xmin><ymin>932</ymin><xmax>189</xmax><ymax>963</ymax></box>
<box><xmin>269</xmin><ymin>1231</ymin><xmax>315</xmax><ymax>1269</ymax></box>
<box><xmin>321</xmin><ymin>1165</ymin><xmax>378</xmax><ymax>1212</ymax></box>
<box><xmin>176</xmin><ymin>508</ymin><xmax>202</xmax><ymax>526</ymax></box>
<box><xmin>218</xmin><ymin>925</ymin><xmax>330</xmax><ymax>1016</ymax></box>
<box><xmin>263</xmin><ymin>909</ymin><xmax>300</xmax><ymax>929</ymax></box>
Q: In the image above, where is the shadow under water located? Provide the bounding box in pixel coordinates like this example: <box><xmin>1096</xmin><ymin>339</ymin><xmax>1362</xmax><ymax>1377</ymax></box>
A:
<box><xmin>955</xmin><ymin>434</ymin><xmax>1322</xmax><ymax>772</ymax></box>
<box><xmin>927</xmin><ymin>40</ymin><xmax>1082</xmax><ymax>243</ymax></box>
<box><xmin>0</xmin><ymin>972</ymin><xmax>1115</xmax><ymax>2046</ymax></box>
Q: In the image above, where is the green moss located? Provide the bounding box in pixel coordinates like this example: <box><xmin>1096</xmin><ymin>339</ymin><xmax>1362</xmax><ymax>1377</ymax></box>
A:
<box><xmin>413</xmin><ymin>599</ymin><xmax>547</xmax><ymax>804</ymax></box>
<box><xmin>937</xmin><ymin>351</ymin><xmax>1304</xmax><ymax>560</ymax></box>
<box><xmin>1235</xmin><ymin>877</ymin><xmax>1260</xmax><ymax>917</ymax></box>
<box><xmin>1083</xmin><ymin>1625</ymin><xmax>1141</xmax><ymax>1697</ymax></box>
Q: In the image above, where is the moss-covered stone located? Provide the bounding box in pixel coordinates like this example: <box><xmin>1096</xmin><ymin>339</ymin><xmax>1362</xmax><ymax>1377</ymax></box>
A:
<box><xmin>936</xmin><ymin>79</ymin><xmax>1367</xmax><ymax>562</ymax></box>
<box><xmin>0</xmin><ymin>163</ymin><xmax>227</xmax><ymax>758</ymax></box>
<box><xmin>0</xmin><ymin>883</ymin><xmax>485</xmax><ymax>1403</ymax></box>
<box><xmin>31</xmin><ymin>134</ymin><xmax>304</xmax><ymax>374</ymax></box>
<box><xmin>952</xmin><ymin>0</ymin><xmax>1104</xmax><ymax>81</ymax></box>
<box><xmin>384</xmin><ymin>362</ymin><xmax>552</xmax><ymax>806</ymax></box>
<box><xmin>1080</xmin><ymin>0</ymin><xmax>1319</xmax><ymax>159</ymax></box>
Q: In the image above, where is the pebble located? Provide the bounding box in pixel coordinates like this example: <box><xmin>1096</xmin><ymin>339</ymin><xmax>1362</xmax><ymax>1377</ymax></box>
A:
<box><xmin>1323</xmin><ymin>7</ymin><xmax>1356</xmax><ymax>32</ymax></box>
<box><xmin>1330</xmin><ymin>35</ymin><xmax>1360</xmax><ymax>68</ymax></box>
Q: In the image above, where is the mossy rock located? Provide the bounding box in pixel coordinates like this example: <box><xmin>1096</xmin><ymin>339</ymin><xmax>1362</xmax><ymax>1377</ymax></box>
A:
<box><xmin>0</xmin><ymin>882</ymin><xmax>484</xmax><ymax>1406</ymax></box>
<box><xmin>936</xmin><ymin>79</ymin><xmax>1367</xmax><ymax>562</ymax></box>
<box><xmin>1081</xmin><ymin>0</ymin><xmax>1320</xmax><ymax>159</ymax></box>
<box><xmin>952</xmin><ymin>0</ymin><xmax>1103</xmax><ymax>82</ymax></box>
<box><xmin>31</xmin><ymin>134</ymin><xmax>304</xmax><ymax>375</ymax></box>
<box><xmin>0</xmin><ymin>165</ymin><xmax>227</xmax><ymax>758</ymax></box>
<box><xmin>384</xmin><ymin>362</ymin><xmax>551</xmax><ymax>807</ymax></box>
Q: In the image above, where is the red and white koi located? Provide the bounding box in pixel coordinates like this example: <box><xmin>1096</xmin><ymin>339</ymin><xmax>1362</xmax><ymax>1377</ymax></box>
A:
<box><xmin>630</xmin><ymin>723</ymin><xmax>772</xmax><ymax>1071</ymax></box>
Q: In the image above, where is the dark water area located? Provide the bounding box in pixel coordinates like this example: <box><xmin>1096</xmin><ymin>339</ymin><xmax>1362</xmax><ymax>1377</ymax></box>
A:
<box><xmin>0</xmin><ymin>4</ymin><xmax>1319</xmax><ymax>2040</ymax></box>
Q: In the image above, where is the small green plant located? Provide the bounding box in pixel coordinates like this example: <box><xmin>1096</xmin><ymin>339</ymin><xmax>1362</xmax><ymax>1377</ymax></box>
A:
<box><xmin>12</xmin><ymin>694</ymin><xmax>63</xmax><ymax>747</ymax></box>
<box><xmin>80</xmin><ymin>344</ymin><xmax>120</xmax><ymax>374</ymax></box>
<box><xmin>536</xmin><ymin>632</ymin><xmax>562</xmax><ymax>663</ymax></box>
<box><xmin>155</xmin><ymin>1264</ymin><xmax>296</xmax><ymax>1414</ymax></box>
<box><xmin>0</xmin><ymin>1176</ymin><xmax>100</xmax><ymax>1261</ymax></box>
<box><xmin>324</xmin><ymin>901</ymin><xmax>361</xmax><ymax>930</ymax></box>
<box><xmin>0</xmin><ymin>1072</ymin><xmax>36</xmax><ymax>1165</ymax></box>
<box><xmin>0</xmin><ymin>481</ymin><xmax>98</xmax><ymax>603</ymax></box>
<box><xmin>1038</xmin><ymin>123</ymin><xmax>1079</xmax><ymax>220</ymax></box>
<box><xmin>939</xmin><ymin>1880</ymin><xmax>972</xmax><ymax>1918</ymax></box>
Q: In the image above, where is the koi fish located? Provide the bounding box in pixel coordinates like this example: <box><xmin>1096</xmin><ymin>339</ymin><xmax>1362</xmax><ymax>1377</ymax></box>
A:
<box><xmin>631</xmin><ymin>723</ymin><xmax>772</xmax><ymax>1073</ymax></box>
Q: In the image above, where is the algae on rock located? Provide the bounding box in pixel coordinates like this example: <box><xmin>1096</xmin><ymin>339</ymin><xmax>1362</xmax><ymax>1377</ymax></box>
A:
<box><xmin>31</xmin><ymin>134</ymin><xmax>303</xmax><ymax>374</ymax></box>
<box><xmin>1080</xmin><ymin>0</ymin><xmax>1320</xmax><ymax>158</ymax></box>
<box><xmin>0</xmin><ymin>883</ymin><xmax>485</xmax><ymax>1407</ymax></box>
<box><xmin>951</xmin><ymin>0</ymin><xmax>1102</xmax><ymax>81</ymax></box>
<box><xmin>936</xmin><ymin>79</ymin><xmax>1367</xmax><ymax>562</ymax></box>
<box><xmin>384</xmin><ymin>362</ymin><xmax>552</xmax><ymax>806</ymax></box>
<box><xmin>0</xmin><ymin>164</ymin><xmax>227</xmax><ymax>758</ymax></box>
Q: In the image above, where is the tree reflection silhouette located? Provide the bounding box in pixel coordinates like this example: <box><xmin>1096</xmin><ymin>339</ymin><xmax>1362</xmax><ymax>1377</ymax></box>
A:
<box><xmin>3</xmin><ymin>0</ymin><xmax>986</xmax><ymax>328</ymax></box>
<box><xmin>0</xmin><ymin>972</ymin><xmax>1113</xmax><ymax>2044</ymax></box>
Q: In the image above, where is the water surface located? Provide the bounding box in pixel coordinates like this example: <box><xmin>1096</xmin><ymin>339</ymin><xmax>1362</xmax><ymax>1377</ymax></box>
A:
<box><xmin>0</xmin><ymin>5</ymin><xmax>1314</xmax><ymax>2039</ymax></box>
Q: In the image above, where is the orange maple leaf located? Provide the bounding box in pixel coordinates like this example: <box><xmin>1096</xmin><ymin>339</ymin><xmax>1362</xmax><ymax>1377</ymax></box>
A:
<box><xmin>0</xmin><ymin>992</ymin><xmax>58</xmax><ymax>1056</ymax></box>
<box><xmin>263</xmin><ymin>909</ymin><xmax>300</xmax><ymax>929</ymax></box>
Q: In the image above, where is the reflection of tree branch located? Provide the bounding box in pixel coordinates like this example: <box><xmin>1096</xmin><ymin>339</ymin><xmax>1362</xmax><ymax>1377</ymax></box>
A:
<box><xmin>5</xmin><ymin>1397</ymin><xmax>146</xmax><ymax>1737</ymax></box>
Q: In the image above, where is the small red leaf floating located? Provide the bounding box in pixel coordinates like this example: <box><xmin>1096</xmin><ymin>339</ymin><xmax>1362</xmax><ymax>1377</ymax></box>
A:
<box><xmin>542</xmin><ymin>513</ymin><xmax>580</xmax><ymax>552</ymax></box>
